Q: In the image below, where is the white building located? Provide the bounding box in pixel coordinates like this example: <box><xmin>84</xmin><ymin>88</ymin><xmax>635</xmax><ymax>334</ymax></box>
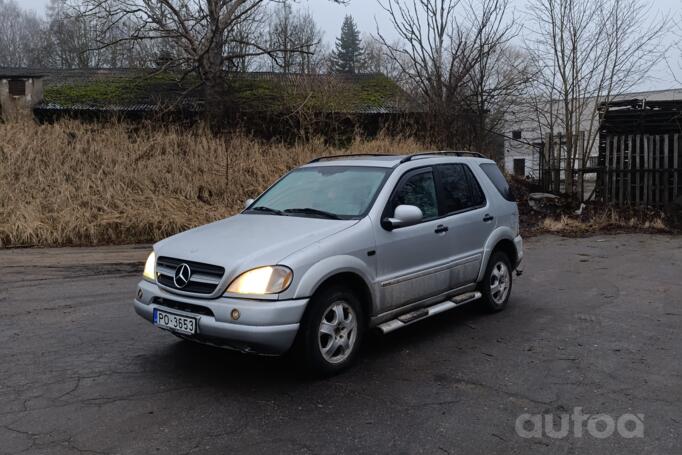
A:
<box><xmin>503</xmin><ymin>88</ymin><xmax>682</xmax><ymax>179</ymax></box>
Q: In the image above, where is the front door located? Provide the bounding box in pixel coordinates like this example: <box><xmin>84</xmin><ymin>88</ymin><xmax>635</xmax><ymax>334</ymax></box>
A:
<box><xmin>373</xmin><ymin>167</ymin><xmax>453</xmax><ymax>313</ymax></box>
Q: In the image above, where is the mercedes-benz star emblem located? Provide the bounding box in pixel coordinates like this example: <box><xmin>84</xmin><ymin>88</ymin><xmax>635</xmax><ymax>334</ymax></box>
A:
<box><xmin>173</xmin><ymin>263</ymin><xmax>192</xmax><ymax>289</ymax></box>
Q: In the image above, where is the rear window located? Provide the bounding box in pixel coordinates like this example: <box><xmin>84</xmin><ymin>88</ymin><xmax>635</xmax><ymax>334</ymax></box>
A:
<box><xmin>480</xmin><ymin>163</ymin><xmax>515</xmax><ymax>201</ymax></box>
<box><xmin>436</xmin><ymin>164</ymin><xmax>486</xmax><ymax>214</ymax></box>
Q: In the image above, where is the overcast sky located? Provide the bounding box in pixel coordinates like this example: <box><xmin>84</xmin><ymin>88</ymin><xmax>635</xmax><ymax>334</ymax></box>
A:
<box><xmin>19</xmin><ymin>0</ymin><xmax>682</xmax><ymax>91</ymax></box>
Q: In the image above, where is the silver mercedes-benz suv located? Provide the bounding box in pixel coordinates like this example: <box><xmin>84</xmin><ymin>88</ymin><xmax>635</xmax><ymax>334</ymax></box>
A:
<box><xmin>134</xmin><ymin>152</ymin><xmax>523</xmax><ymax>375</ymax></box>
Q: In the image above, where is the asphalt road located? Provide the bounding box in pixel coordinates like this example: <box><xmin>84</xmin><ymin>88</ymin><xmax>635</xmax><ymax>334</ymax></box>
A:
<box><xmin>1</xmin><ymin>235</ymin><xmax>681</xmax><ymax>454</ymax></box>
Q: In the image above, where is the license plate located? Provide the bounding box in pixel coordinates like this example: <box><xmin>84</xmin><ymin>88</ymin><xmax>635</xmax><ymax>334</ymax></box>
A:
<box><xmin>153</xmin><ymin>309</ymin><xmax>197</xmax><ymax>335</ymax></box>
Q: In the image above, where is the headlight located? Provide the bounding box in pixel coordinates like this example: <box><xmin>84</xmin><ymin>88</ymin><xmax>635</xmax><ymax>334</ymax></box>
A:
<box><xmin>143</xmin><ymin>252</ymin><xmax>156</xmax><ymax>281</ymax></box>
<box><xmin>226</xmin><ymin>266</ymin><xmax>293</xmax><ymax>295</ymax></box>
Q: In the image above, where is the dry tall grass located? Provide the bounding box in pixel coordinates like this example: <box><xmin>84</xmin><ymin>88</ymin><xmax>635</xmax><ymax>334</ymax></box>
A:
<box><xmin>0</xmin><ymin>120</ymin><xmax>425</xmax><ymax>247</ymax></box>
<box><xmin>541</xmin><ymin>210</ymin><xmax>669</xmax><ymax>235</ymax></box>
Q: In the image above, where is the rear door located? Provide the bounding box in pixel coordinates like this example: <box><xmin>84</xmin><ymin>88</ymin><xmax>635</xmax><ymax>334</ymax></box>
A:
<box><xmin>434</xmin><ymin>163</ymin><xmax>495</xmax><ymax>288</ymax></box>
<box><xmin>373</xmin><ymin>167</ymin><xmax>454</xmax><ymax>312</ymax></box>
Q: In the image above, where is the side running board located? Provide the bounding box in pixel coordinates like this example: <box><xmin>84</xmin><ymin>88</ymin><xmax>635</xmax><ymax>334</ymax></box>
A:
<box><xmin>377</xmin><ymin>291</ymin><xmax>482</xmax><ymax>334</ymax></box>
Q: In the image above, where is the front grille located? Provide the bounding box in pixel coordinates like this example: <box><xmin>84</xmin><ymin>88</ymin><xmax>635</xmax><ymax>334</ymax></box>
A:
<box><xmin>156</xmin><ymin>256</ymin><xmax>225</xmax><ymax>295</ymax></box>
<box><xmin>152</xmin><ymin>297</ymin><xmax>214</xmax><ymax>317</ymax></box>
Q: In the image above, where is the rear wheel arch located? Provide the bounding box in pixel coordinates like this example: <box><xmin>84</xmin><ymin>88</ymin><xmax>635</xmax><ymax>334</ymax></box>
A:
<box><xmin>477</xmin><ymin>232</ymin><xmax>518</xmax><ymax>283</ymax></box>
<box><xmin>491</xmin><ymin>238</ymin><xmax>517</xmax><ymax>268</ymax></box>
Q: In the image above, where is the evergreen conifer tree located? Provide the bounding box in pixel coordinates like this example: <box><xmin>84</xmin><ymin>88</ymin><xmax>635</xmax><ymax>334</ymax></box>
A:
<box><xmin>330</xmin><ymin>15</ymin><xmax>365</xmax><ymax>74</ymax></box>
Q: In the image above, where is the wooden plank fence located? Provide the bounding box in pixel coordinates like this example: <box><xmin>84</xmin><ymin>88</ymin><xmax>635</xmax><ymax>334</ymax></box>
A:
<box><xmin>602</xmin><ymin>133</ymin><xmax>682</xmax><ymax>207</ymax></box>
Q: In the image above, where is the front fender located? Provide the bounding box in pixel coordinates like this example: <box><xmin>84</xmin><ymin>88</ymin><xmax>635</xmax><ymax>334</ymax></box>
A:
<box><xmin>476</xmin><ymin>226</ymin><xmax>518</xmax><ymax>282</ymax></box>
<box><xmin>292</xmin><ymin>255</ymin><xmax>377</xmax><ymax>308</ymax></box>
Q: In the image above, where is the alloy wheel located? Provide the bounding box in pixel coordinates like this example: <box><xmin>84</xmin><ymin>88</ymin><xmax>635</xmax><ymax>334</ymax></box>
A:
<box><xmin>490</xmin><ymin>261</ymin><xmax>510</xmax><ymax>305</ymax></box>
<box><xmin>318</xmin><ymin>300</ymin><xmax>358</xmax><ymax>364</ymax></box>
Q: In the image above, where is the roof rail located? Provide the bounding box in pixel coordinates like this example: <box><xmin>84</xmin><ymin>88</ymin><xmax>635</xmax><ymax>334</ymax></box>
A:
<box><xmin>399</xmin><ymin>151</ymin><xmax>486</xmax><ymax>163</ymax></box>
<box><xmin>308</xmin><ymin>153</ymin><xmax>396</xmax><ymax>164</ymax></box>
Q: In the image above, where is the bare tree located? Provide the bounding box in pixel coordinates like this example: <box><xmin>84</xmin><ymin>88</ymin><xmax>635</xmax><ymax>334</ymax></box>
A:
<box><xmin>0</xmin><ymin>0</ymin><xmax>49</xmax><ymax>67</ymax></box>
<box><xmin>376</xmin><ymin>0</ymin><xmax>522</xmax><ymax>149</ymax></box>
<box><xmin>224</xmin><ymin>4</ymin><xmax>266</xmax><ymax>72</ymax></box>
<box><xmin>72</xmin><ymin>0</ymin><xmax>346</xmax><ymax>122</ymax></box>
<box><xmin>47</xmin><ymin>0</ymin><xmax>107</xmax><ymax>67</ymax></box>
<box><xmin>525</xmin><ymin>0</ymin><xmax>667</xmax><ymax>195</ymax></box>
<box><xmin>43</xmin><ymin>0</ymin><xmax>162</xmax><ymax>68</ymax></box>
<box><xmin>362</xmin><ymin>33</ymin><xmax>406</xmax><ymax>81</ymax></box>
<box><xmin>671</xmin><ymin>13</ymin><xmax>682</xmax><ymax>84</ymax></box>
<box><xmin>267</xmin><ymin>1</ymin><xmax>324</xmax><ymax>74</ymax></box>
<box><xmin>461</xmin><ymin>0</ymin><xmax>528</xmax><ymax>154</ymax></box>
<box><xmin>268</xmin><ymin>1</ymin><xmax>294</xmax><ymax>72</ymax></box>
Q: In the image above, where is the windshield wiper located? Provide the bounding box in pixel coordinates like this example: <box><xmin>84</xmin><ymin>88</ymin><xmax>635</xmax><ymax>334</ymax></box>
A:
<box><xmin>247</xmin><ymin>206</ymin><xmax>284</xmax><ymax>216</ymax></box>
<box><xmin>283</xmin><ymin>208</ymin><xmax>342</xmax><ymax>220</ymax></box>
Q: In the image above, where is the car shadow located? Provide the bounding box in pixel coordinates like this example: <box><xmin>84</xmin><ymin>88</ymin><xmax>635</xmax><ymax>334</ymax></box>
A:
<box><xmin>364</xmin><ymin>302</ymin><xmax>494</xmax><ymax>357</ymax></box>
<box><xmin>154</xmin><ymin>338</ymin><xmax>302</xmax><ymax>385</ymax></box>
<box><xmin>149</xmin><ymin>301</ymin><xmax>504</xmax><ymax>387</ymax></box>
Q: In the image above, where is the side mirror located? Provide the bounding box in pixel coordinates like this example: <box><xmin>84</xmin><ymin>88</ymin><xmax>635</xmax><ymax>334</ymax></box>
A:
<box><xmin>244</xmin><ymin>198</ymin><xmax>255</xmax><ymax>210</ymax></box>
<box><xmin>383</xmin><ymin>205</ymin><xmax>423</xmax><ymax>230</ymax></box>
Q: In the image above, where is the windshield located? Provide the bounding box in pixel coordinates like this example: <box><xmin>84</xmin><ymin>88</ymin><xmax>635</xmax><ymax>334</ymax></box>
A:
<box><xmin>247</xmin><ymin>166</ymin><xmax>389</xmax><ymax>219</ymax></box>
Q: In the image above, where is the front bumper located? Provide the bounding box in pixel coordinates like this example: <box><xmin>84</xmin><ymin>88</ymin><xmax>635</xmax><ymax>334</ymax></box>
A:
<box><xmin>134</xmin><ymin>280</ymin><xmax>308</xmax><ymax>355</ymax></box>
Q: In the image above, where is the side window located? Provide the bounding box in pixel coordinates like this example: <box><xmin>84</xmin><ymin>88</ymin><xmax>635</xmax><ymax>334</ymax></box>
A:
<box><xmin>436</xmin><ymin>164</ymin><xmax>486</xmax><ymax>215</ymax></box>
<box><xmin>389</xmin><ymin>170</ymin><xmax>438</xmax><ymax>219</ymax></box>
<box><xmin>480</xmin><ymin>163</ymin><xmax>515</xmax><ymax>201</ymax></box>
<box><xmin>466</xmin><ymin>167</ymin><xmax>486</xmax><ymax>207</ymax></box>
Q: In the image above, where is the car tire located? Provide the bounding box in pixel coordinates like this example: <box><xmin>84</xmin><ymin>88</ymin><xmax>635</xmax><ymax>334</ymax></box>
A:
<box><xmin>295</xmin><ymin>285</ymin><xmax>365</xmax><ymax>377</ymax></box>
<box><xmin>480</xmin><ymin>251</ymin><xmax>513</xmax><ymax>312</ymax></box>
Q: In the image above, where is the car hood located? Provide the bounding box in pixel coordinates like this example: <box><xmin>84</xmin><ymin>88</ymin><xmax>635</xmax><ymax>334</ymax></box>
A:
<box><xmin>155</xmin><ymin>213</ymin><xmax>357</xmax><ymax>277</ymax></box>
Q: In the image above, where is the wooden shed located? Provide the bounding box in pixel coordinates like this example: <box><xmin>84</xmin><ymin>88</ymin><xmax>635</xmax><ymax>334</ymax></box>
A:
<box><xmin>598</xmin><ymin>99</ymin><xmax>682</xmax><ymax>206</ymax></box>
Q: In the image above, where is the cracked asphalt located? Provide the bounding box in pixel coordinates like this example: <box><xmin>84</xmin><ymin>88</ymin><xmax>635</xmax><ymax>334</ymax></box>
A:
<box><xmin>1</xmin><ymin>235</ymin><xmax>681</xmax><ymax>454</ymax></box>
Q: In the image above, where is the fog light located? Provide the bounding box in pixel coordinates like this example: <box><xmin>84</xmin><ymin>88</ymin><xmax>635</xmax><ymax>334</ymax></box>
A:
<box><xmin>137</xmin><ymin>289</ymin><xmax>143</xmax><ymax>299</ymax></box>
<box><xmin>231</xmin><ymin>309</ymin><xmax>240</xmax><ymax>320</ymax></box>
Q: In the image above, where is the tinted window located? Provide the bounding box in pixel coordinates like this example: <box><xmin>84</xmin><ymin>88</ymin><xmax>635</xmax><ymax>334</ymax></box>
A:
<box><xmin>437</xmin><ymin>164</ymin><xmax>486</xmax><ymax>214</ymax></box>
<box><xmin>390</xmin><ymin>170</ymin><xmax>438</xmax><ymax>219</ymax></box>
<box><xmin>480</xmin><ymin>163</ymin><xmax>515</xmax><ymax>201</ymax></box>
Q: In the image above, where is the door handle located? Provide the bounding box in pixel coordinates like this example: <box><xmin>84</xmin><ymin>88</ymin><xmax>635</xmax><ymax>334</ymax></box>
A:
<box><xmin>434</xmin><ymin>225</ymin><xmax>449</xmax><ymax>234</ymax></box>
<box><xmin>483</xmin><ymin>214</ymin><xmax>494</xmax><ymax>222</ymax></box>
